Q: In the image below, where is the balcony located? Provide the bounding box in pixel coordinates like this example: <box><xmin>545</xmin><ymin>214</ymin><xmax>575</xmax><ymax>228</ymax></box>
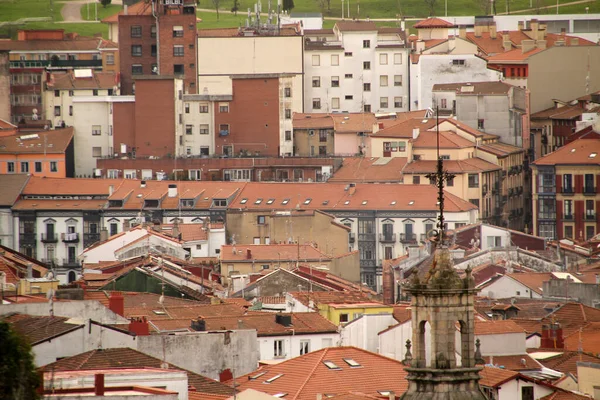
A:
<box><xmin>564</xmin><ymin>214</ymin><xmax>574</xmax><ymax>221</ymax></box>
<box><xmin>10</xmin><ymin>59</ymin><xmax>103</xmax><ymax>69</ymax></box>
<box><xmin>83</xmin><ymin>233</ymin><xmax>101</xmax><ymax>248</ymax></box>
<box><xmin>358</xmin><ymin>233</ymin><xmax>376</xmax><ymax>242</ymax></box>
<box><xmin>62</xmin><ymin>232</ymin><xmax>80</xmax><ymax>243</ymax></box>
<box><xmin>19</xmin><ymin>233</ymin><xmax>37</xmax><ymax>245</ymax></box>
<box><xmin>584</xmin><ymin>186</ymin><xmax>596</xmax><ymax>196</ymax></box>
<box><xmin>62</xmin><ymin>258</ymin><xmax>80</xmax><ymax>267</ymax></box>
<box><xmin>562</xmin><ymin>187</ymin><xmax>574</xmax><ymax>196</ymax></box>
<box><xmin>349</xmin><ymin>233</ymin><xmax>355</xmax><ymax>243</ymax></box>
<box><xmin>585</xmin><ymin>212</ymin><xmax>596</xmax><ymax>221</ymax></box>
<box><xmin>40</xmin><ymin>233</ymin><xmax>58</xmax><ymax>243</ymax></box>
<box><xmin>379</xmin><ymin>233</ymin><xmax>396</xmax><ymax>243</ymax></box>
<box><xmin>41</xmin><ymin>258</ymin><xmax>58</xmax><ymax>267</ymax></box>
<box><xmin>399</xmin><ymin>233</ymin><xmax>417</xmax><ymax>243</ymax></box>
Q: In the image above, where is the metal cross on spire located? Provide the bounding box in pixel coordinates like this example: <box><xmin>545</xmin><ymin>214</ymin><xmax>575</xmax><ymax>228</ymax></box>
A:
<box><xmin>425</xmin><ymin>107</ymin><xmax>455</xmax><ymax>245</ymax></box>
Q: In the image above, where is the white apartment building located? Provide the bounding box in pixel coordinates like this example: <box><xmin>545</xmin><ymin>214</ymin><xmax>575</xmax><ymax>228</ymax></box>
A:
<box><xmin>197</xmin><ymin>27</ymin><xmax>304</xmax><ymax>156</ymax></box>
<box><xmin>303</xmin><ymin>21</ymin><xmax>410</xmax><ymax>114</ymax></box>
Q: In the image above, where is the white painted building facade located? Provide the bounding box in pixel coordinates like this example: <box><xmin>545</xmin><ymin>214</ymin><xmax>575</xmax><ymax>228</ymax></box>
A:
<box><xmin>258</xmin><ymin>331</ymin><xmax>341</xmax><ymax>362</ymax></box>
<box><xmin>480</xmin><ymin>275</ymin><xmax>543</xmax><ymax>299</ymax></box>
<box><xmin>304</xmin><ymin>23</ymin><xmax>410</xmax><ymax>114</ymax></box>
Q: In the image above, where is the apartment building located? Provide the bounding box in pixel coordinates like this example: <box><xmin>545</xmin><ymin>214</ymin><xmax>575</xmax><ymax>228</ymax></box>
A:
<box><xmin>197</xmin><ymin>26</ymin><xmax>304</xmax><ymax>156</ymax></box>
<box><xmin>103</xmin><ymin>0</ymin><xmax>198</xmax><ymax>95</ymax></box>
<box><xmin>0</xmin><ymin>29</ymin><xmax>118</xmax><ymax>124</ymax></box>
<box><xmin>43</xmin><ymin>70</ymin><xmax>118</xmax><ymax>128</ymax></box>
<box><xmin>531</xmin><ymin>134</ymin><xmax>600</xmax><ymax>240</ymax></box>
<box><xmin>304</xmin><ymin>21</ymin><xmax>410</xmax><ymax>114</ymax></box>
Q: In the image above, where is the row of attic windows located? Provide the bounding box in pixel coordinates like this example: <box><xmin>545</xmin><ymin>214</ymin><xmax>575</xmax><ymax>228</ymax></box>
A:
<box><xmin>108</xmin><ymin>198</ymin><xmax>228</xmax><ymax>208</ymax></box>
<box><xmin>240</xmin><ymin>198</ymin><xmax>418</xmax><ymax>206</ymax></box>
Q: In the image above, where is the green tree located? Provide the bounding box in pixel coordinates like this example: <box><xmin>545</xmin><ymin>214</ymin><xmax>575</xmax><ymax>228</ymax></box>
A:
<box><xmin>283</xmin><ymin>0</ymin><xmax>295</xmax><ymax>12</ymax></box>
<box><xmin>231</xmin><ymin>0</ymin><xmax>239</xmax><ymax>15</ymax></box>
<box><xmin>0</xmin><ymin>321</ymin><xmax>41</xmax><ymax>400</ymax></box>
<box><xmin>100</xmin><ymin>0</ymin><xmax>112</xmax><ymax>8</ymax></box>
<box><xmin>212</xmin><ymin>0</ymin><xmax>220</xmax><ymax>20</ymax></box>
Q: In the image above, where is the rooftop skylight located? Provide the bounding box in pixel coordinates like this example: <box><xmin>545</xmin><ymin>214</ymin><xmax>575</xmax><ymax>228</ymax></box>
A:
<box><xmin>249</xmin><ymin>372</ymin><xmax>266</xmax><ymax>380</ymax></box>
<box><xmin>343</xmin><ymin>358</ymin><xmax>361</xmax><ymax>367</ymax></box>
<box><xmin>390</xmin><ymin>201</ymin><xmax>397</xmax><ymax>205</ymax></box>
<box><xmin>590</xmin><ymin>153</ymin><xmax>597</xmax><ymax>158</ymax></box>
<box><xmin>240</xmin><ymin>198</ymin><xmax>248</xmax><ymax>204</ymax></box>
<box><xmin>282</xmin><ymin>199</ymin><xmax>290</xmax><ymax>205</ymax></box>
<box><xmin>304</xmin><ymin>198</ymin><xmax>312</xmax><ymax>205</ymax></box>
<box><xmin>362</xmin><ymin>201</ymin><xmax>368</xmax><ymax>205</ymax></box>
<box><xmin>264</xmin><ymin>374</ymin><xmax>284</xmax><ymax>383</ymax></box>
<box><xmin>255</xmin><ymin>198</ymin><xmax>263</xmax><ymax>204</ymax></box>
<box><xmin>267</xmin><ymin>199</ymin><xmax>275</xmax><ymax>204</ymax></box>
<box><xmin>274</xmin><ymin>394</ymin><xmax>287</xmax><ymax>398</ymax></box>
<box><xmin>408</xmin><ymin>201</ymin><xmax>415</xmax><ymax>205</ymax></box>
<box><xmin>344</xmin><ymin>200</ymin><xmax>350</xmax><ymax>205</ymax></box>
<box><xmin>323</xmin><ymin>360</ymin><xmax>341</xmax><ymax>369</ymax></box>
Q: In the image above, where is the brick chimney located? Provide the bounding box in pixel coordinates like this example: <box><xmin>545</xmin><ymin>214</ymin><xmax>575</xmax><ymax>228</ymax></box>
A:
<box><xmin>540</xmin><ymin>323</ymin><xmax>564</xmax><ymax>348</ymax></box>
<box><xmin>94</xmin><ymin>374</ymin><xmax>105</xmax><ymax>396</ymax></box>
<box><xmin>382</xmin><ymin>261</ymin><xmax>395</xmax><ymax>305</ymax></box>
<box><xmin>108</xmin><ymin>291</ymin><xmax>125</xmax><ymax>316</ymax></box>
<box><xmin>128</xmin><ymin>317</ymin><xmax>150</xmax><ymax>336</ymax></box>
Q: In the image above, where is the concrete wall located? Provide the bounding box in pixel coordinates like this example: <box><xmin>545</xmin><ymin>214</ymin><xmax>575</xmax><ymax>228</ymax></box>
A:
<box><xmin>577</xmin><ymin>362</ymin><xmax>600</xmax><ymax>398</ymax></box>
<box><xmin>0</xmin><ymin>208</ymin><xmax>14</xmax><ymax>249</ymax></box>
<box><xmin>378</xmin><ymin>321</ymin><xmax>423</xmax><ymax>362</ymax></box>
<box><xmin>72</xmin><ymin>97</ymin><xmax>113</xmax><ymax>176</ymax></box>
<box><xmin>480</xmin><ymin>275</ymin><xmax>543</xmax><ymax>299</ymax></box>
<box><xmin>0</xmin><ymin>300</ymin><xmax>129</xmax><ymax>324</ymax></box>
<box><xmin>543</xmin><ymin>279</ymin><xmax>600</xmax><ymax>307</ymax></box>
<box><xmin>0</xmin><ymin>51</ymin><xmax>10</xmax><ymax>122</ymax></box>
<box><xmin>258</xmin><ymin>332</ymin><xmax>340</xmax><ymax>361</ymax></box>
<box><xmin>472</xmin><ymin>332</ymin><xmax>526</xmax><ymax>356</ymax></box>
<box><xmin>496</xmin><ymin>379</ymin><xmax>553</xmax><ymax>400</ymax></box>
<box><xmin>136</xmin><ymin>330</ymin><xmax>259</xmax><ymax>380</ymax></box>
<box><xmin>528</xmin><ymin>46</ymin><xmax>600</xmax><ymax>113</ymax></box>
<box><xmin>341</xmin><ymin>313</ymin><xmax>397</xmax><ymax>353</ymax></box>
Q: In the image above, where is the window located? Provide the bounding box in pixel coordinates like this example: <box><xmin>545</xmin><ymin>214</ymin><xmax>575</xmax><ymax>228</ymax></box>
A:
<box><xmin>380</xmin><ymin>97</ymin><xmax>388</xmax><ymax>108</ymax></box>
<box><xmin>285</xmin><ymin>130</ymin><xmax>292</xmax><ymax>141</ymax></box>
<box><xmin>132</xmin><ymin>64</ymin><xmax>143</xmax><ymax>75</ymax></box>
<box><xmin>285</xmin><ymin>109</ymin><xmax>291</xmax><ymax>119</ymax></box>
<box><xmin>565</xmin><ymin>225</ymin><xmax>574</xmax><ymax>239</ymax></box>
<box><xmin>200</xmin><ymin>146</ymin><xmax>209</xmax><ymax>155</ymax></box>
<box><xmin>92</xmin><ymin>89</ymin><xmax>98</xmax><ymax>96</ymax></box>
<box><xmin>68</xmin><ymin>90</ymin><xmax>74</xmax><ymax>97</ymax></box>
<box><xmin>413</xmin><ymin>176</ymin><xmax>420</xmax><ymax>184</ymax></box>
<box><xmin>50</xmin><ymin>162</ymin><xmax>57</xmax><ymax>172</ymax></box>
<box><xmin>380</xmin><ymin>53</ymin><xmax>388</xmax><ymax>64</ymax></box>
<box><xmin>54</xmin><ymin>90</ymin><xmax>60</xmax><ymax>97</ymax></box>
<box><xmin>380</xmin><ymin>75</ymin><xmax>388</xmax><ymax>87</ymax></box>
<box><xmin>331</xmin><ymin>54</ymin><xmax>339</xmax><ymax>65</ymax></box>
<box><xmin>394</xmin><ymin>97</ymin><xmax>403</xmax><ymax>108</ymax></box>
<box><xmin>69</xmin><ymin>105</ymin><xmax>73</xmax><ymax>116</ymax></box>
<box><xmin>363</xmin><ymin>40</ymin><xmax>370</xmax><ymax>48</ymax></box>
<box><xmin>587</xmin><ymin>226</ymin><xmax>595</xmax><ymax>240</ymax></box>
<box><xmin>586</xmin><ymin>199</ymin><xmax>595</xmax><ymax>218</ymax></box>
<box><xmin>284</xmin><ymin>87</ymin><xmax>291</xmax><ymax>97</ymax></box>
<box><xmin>312</xmin><ymin>76</ymin><xmax>320</xmax><ymax>87</ymax></box>
<box><xmin>92</xmin><ymin>147</ymin><xmax>102</xmax><ymax>157</ymax></box>
<box><xmin>363</xmin><ymin>83</ymin><xmax>371</xmax><ymax>92</ymax></box>
<box><xmin>54</xmin><ymin>106</ymin><xmax>61</xmax><ymax>116</ymax></box>
<box><xmin>131</xmin><ymin>45</ymin><xmax>142</xmax><ymax>57</ymax></box>
<box><xmin>345</xmin><ymin>73</ymin><xmax>353</xmax><ymax>79</ymax></box>
<box><xmin>312</xmin><ymin>55</ymin><xmax>320</xmax><ymax>66</ymax></box>
<box><xmin>340</xmin><ymin>314</ymin><xmax>349</xmax><ymax>323</ymax></box>
<box><xmin>35</xmin><ymin>161</ymin><xmax>42</xmax><ymax>173</ymax></box>
<box><xmin>394</xmin><ymin>75</ymin><xmax>402</xmax><ymax>86</ymax></box>
<box><xmin>345</xmin><ymin>95</ymin><xmax>353</xmax><ymax>100</ymax></box>
<box><xmin>345</xmin><ymin>51</ymin><xmax>353</xmax><ymax>57</ymax></box>
<box><xmin>173</xmin><ymin>26</ymin><xmax>184</xmax><ymax>37</ymax></box>
<box><xmin>150</xmin><ymin>25</ymin><xmax>157</xmax><ymax>38</ymax></box>
<box><xmin>452</xmin><ymin>59</ymin><xmax>466</xmax><ymax>66</ymax></box>
<box><xmin>319</xmin><ymin>130</ymin><xmax>327</xmax><ymax>142</ymax></box>
<box><xmin>478</xmin><ymin>119</ymin><xmax>485</xmax><ymax>130</ymax></box>
<box><xmin>394</xmin><ymin>53</ymin><xmax>402</xmax><ymax>64</ymax></box>
<box><xmin>564</xmin><ymin>200</ymin><xmax>573</xmax><ymax>218</ymax></box>
<box><xmin>92</xmin><ymin>125</ymin><xmax>101</xmax><ymax>135</ymax></box>
<box><xmin>363</xmin><ymin>61</ymin><xmax>371</xmax><ymax>70</ymax></box>
<box><xmin>199</xmin><ymin>104</ymin><xmax>209</xmax><ymax>113</ymax></box>
<box><xmin>331</xmin><ymin>76</ymin><xmax>339</xmax><ymax>87</ymax></box>
<box><xmin>199</xmin><ymin>124</ymin><xmax>209</xmax><ymax>134</ymax></box>
<box><xmin>130</xmin><ymin>25</ymin><xmax>142</xmax><ymax>37</ymax></box>
<box><xmin>173</xmin><ymin>45</ymin><xmax>184</xmax><ymax>57</ymax></box>
<box><xmin>274</xmin><ymin>340</ymin><xmax>284</xmax><ymax>357</ymax></box>
<box><xmin>563</xmin><ymin>174</ymin><xmax>573</xmax><ymax>193</ymax></box>
<box><xmin>363</xmin><ymin>105</ymin><xmax>371</xmax><ymax>112</ymax></box>
<box><xmin>219</xmin><ymin>124</ymin><xmax>229</xmax><ymax>135</ymax></box>
<box><xmin>186</xmin><ymin>125</ymin><xmax>193</xmax><ymax>135</ymax></box>
<box><xmin>185</xmin><ymin>103</ymin><xmax>190</xmax><ymax>114</ymax></box>
<box><xmin>219</xmin><ymin>103</ymin><xmax>229</xmax><ymax>113</ymax></box>
<box><xmin>106</xmin><ymin>53</ymin><xmax>114</xmax><ymax>65</ymax></box>
<box><xmin>585</xmin><ymin>173</ymin><xmax>595</xmax><ymax>193</ymax></box>
<box><xmin>521</xmin><ymin>386</ymin><xmax>534</xmax><ymax>400</ymax></box>
<box><xmin>7</xmin><ymin>162</ymin><xmax>14</xmax><ymax>173</ymax></box>
<box><xmin>313</xmin><ymin>98</ymin><xmax>321</xmax><ymax>109</ymax></box>
<box><xmin>469</xmin><ymin>199</ymin><xmax>480</xmax><ymax>207</ymax></box>
<box><xmin>20</xmin><ymin>162</ymin><xmax>28</xmax><ymax>173</ymax></box>
<box><xmin>150</xmin><ymin>63</ymin><xmax>157</xmax><ymax>74</ymax></box>
<box><xmin>440</xmin><ymin>98</ymin><xmax>447</xmax><ymax>109</ymax></box>
<box><xmin>468</xmin><ymin>174</ymin><xmax>479</xmax><ymax>188</ymax></box>
<box><xmin>151</xmin><ymin>44</ymin><xmax>157</xmax><ymax>56</ymax></box>
<box><xmin>446</xmin><ymin>176</ymin><xmax>454</xmax><ymax>186</ymax></box>
<box><xmin>300</xmin><ymin>340</ymin><xmax>310</xmax><ymax>355</ymax></box>
<box><xmin>332</xmin><ymin>97</ymin><xmax>340</xmax><ymax>109</ymax></box>
<box><xmin>539</xmin><ymin>198</ymin><xmax>556</xmax><ymax>219</ymax></box>
<box><xmin>174</xmin><ymin>64</ymin><xmax>184</xmax><ymax>74</ymax></box>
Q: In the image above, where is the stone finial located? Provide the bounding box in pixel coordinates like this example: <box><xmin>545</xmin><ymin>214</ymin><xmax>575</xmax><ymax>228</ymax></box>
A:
<box><xmin>474</xmin><ymin>339</ymin><xmax>485</xmax><ymax>365</ymax></box>
<box><xmin>403</xmin><ymin>339</ymin><xmax>413</xmax><ymax>366</ymax></box>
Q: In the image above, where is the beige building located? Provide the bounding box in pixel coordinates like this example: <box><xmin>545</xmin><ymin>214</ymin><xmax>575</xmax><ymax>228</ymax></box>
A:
<box><xmin>226</xmin><ymin>209</ymin><xmax>351</xmax><ymax>257</ymax></box>
<box><xmin>292</xmin><ymin>113</ymin><xmax>335</xmax><ymax>157</ymax></box>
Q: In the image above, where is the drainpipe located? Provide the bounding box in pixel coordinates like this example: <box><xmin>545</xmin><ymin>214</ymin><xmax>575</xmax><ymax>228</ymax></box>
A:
<box><xmin>152</xmin><ymin>1</ymin><xmax>160</xmax><ymax>75</ymax></box>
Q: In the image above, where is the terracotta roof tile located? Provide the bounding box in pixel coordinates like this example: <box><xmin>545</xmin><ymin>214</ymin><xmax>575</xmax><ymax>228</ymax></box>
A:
<box><xmin>413</xmin><ymin>18</ymin><xmax>454</xmax><ymax>29</ymax></box>
<box><xmin>331</xmin><ymin>113</ymin><xmax>377</xmax><ymax>134</ymax></box>
<box><xmin>293</xmin><ymin>113</ymin><xmax>334</xmax><ymax>129</ymax></box>
<box><xmin>233</xmin><ymin>347</ymin><xmax>408</xmax><ymax>400</ymax></box>
<box><xmin>475</xmin><ymin>320</ymin><xmax>525</xmax><ymax>335</ymax></box>
<box><xmin>564</xmin><ymin>321</ymin><xmax>600</xmax><ymax>354</ymax></box>
<box><xmin>506</xmin><ymin>272</ymin><xmax>554</xmax><ymax>295</ymax></box>
<box><xmin>335</xmin><ymin>21</ymin><xmax>377</xmax><ymax>32</ymax></box>
<box><xmin>0</xmin><ymin>37</ymin><xmax>111</xmax><ymax>52</ymax></box>
<box><xmin>0</xmin><ymin>174</ymin><xmax>29</xmax><ymax>206</ymax></box>
<box><xmin>533</xmin><ymin>350</ymin><xmax>600</xmax><ymax>376</ymax></box>
<box><xmin>1</xmin><ymin>313</ymin><xmax>83</xmax><ymax>345</ymax></box>
<box><xmin>539</xmin><ymin>390</ymin><xmax>594</xmax><ymax>400</ymax></box>
<box><xmin>413</xmin><ymin>130</ymin><xmax>475</xmax><ymax>149</ymax></box>
<box><xmin>533</xmin><ymin>137</ymin><xmax>600</xmax><ymax>166</ymax></box>
<box><xmin>432</xmin><ymin>81</ymin><xmax>513</xmax><ymax>95</ymax></box>
<box><xmin>478</xmin><ymin>366</ymin><xmax>519</xmax><ymax>387</ymax></box>
<box><xmin>220</xmin><ymin>244</ymin><xmax>330</xmax><ymax>262</ymax></box>
<box><xmin>403</xmin><ymin>159</ymin><xmax>500</xmax><ymax>174</ymax></box>
<box><xmin>328</xmin><ymin>157</ymin><xmax>407</xmax><ymax>183</ymax></box>
<box><xmin>290</xmin><ymin>291</ymin><xmax>377</xmax><ymax>308</ymax></box>
<box><xmin>102</xmin><ymin>1</ymin><xmax>153</xmax><ymax>23</ymax></box>
<box><xmin>0</xmin><ymin>128</ymin><xmax>74</xmax><ymax>154</ymax></box>
<box><xmin>47</xmin><ymin>71</ymin><xmax>117</xmax><ymax>90</ymax></box>
<box><xmin>482</xmin><ymin>354</ymin><xmax>542</xmax><ymax>371</ymax></box>
<box><xmin>370</xmin><ymin>118</ymin><xmax>438</xmax><ymax>139</ymax></box>
<box><xmin>39</xmin><ymin>347</ymin><xmax>233</xmax><ymax>395</ymax></box>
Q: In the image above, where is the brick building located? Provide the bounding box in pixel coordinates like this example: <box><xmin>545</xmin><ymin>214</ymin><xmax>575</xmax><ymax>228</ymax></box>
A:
<box><xmin>104</xmin><ymin>0</ymin><xmax>198</xmax><ymax>95</ymax></box>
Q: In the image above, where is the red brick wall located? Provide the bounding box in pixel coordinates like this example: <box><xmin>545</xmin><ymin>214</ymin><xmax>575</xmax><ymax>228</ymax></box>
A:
<box><xmin>214</xmin><ymin>78</ymin><xmax>281</xmax><ymax>157</ymax></box>
<box><xmin>134</xmin><ymin>79</ymin><xmax>175</xmax><ymax>157</ymax></box>
<box><xmin>157</xmin><ymin>12</ymin><xmax>197</xmax><ymax>94</ymax></box>
<box><xmin>113</xmin><ymin>102</ymin><xmax>136</xmax><ymax>154</ymax></box>
<box><xmin>118</xmin><ymin>15</ymin><xmax>157</xmax><ymax>95</ymax></box>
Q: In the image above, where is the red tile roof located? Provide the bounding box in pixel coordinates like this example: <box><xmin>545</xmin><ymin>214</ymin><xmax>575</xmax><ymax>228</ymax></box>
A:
<box><xmin>331</xmin><ymin>113</ymin><xmax>377</xmax><ymax>134</ymax></box>
<box><xmin>40</xmin><ymin>348</ymin><xmax>233</xmax><ymax>395</ymax></box>
<box><xmin>482</xmin><ymin>354</ymin><xmax>543</xmax><ymax>371</ymax></box>
<box><xmin>335</xmin><ymin>21</ymin><xmax>377</xmax><ymax>32</ymax></box>
<box><xmin>102</xmin><ymin>1</ymin><xmax>152</xmax><ymax>23</ymax></box>
<box><xmin>290</xmin><ymin>291</ymin><xmax>379</xmax><ymax>308</ymax></box>
<box><xmin>370</xmin><ymin>118</ymin><xmax>438</xmax><ymax>139</ymax></box>
<box><xmin>539</xmin><ymin>390</ymin><xmax>594</xmax><ymax>400</ymax></box>
<box><xmin>0</xmin><ymin>174</ymin><xmax>29</xmax><ymax>206</ymax></box>
<box><xmin>403</xmin><ymin>159</ymin><xmax>500</xmax><ymax>174</ymax></box>
<box><xmin>478</xmin><ymin>366</ymin><xmax>519</xmax><ymax>387</ymax></box>
<box><xmin>47</xmin><ymin>71</ymin><xmax>117</xmax><ymax>90</ymax></box>
<box><xmin>293</xmin><ymin>113</ymin><xmax>334</xmax><ymax>129</ymax></box>
<box><xmin>0</xmin><ymin>128</ymin><xmax>74</xmax><ymax>154</ymax></box>
<box><xmin>564</xmin><ymin>321</ymin><xmax>600</xmax><ymax>354</ymax></box>
<box><xmin>413</xmin><ymin>18</ymin><xmax>454</xmax><ymax>29</ymax></box>
<box><xmin>474</xmin><ymin>320</ymin><xmax>526</xmax><ymax>335</ymax></box>
<box><xmin>532</xmin><ymin>350</ymin><xmax>600</xmax><ymax>376</ymax></box>
<box><xmin>432</xmin><ymin>81</ymin><xmax>513</xmax><ymax>95</ymax></box>
<box><xmin>328</xmin><ymin>157</ymin><xmax>407</xmax><ymax>183</ymax></box>
<box><xmin>232</xmin><ymin>347</ymin><xmax>408</xmax><ymax>400</ymax></box>
<box><xmin>505</xmin><ymin>272</ymin><xmax>554</xmax><ymax>295</ymax></box>
<box><xmin>1</xmin><ymin>313</ymin><xmax>83</xmax><ymax>345</ymax></box>
<box><xmin>533</xmin><ymin>138</ymin><xmax>600</xmax><ymax>166</ymax></box>
<box><xmin>413</xmin><ymin>130</ymin><xmax>475</xmax><ymax>149</ymax></box>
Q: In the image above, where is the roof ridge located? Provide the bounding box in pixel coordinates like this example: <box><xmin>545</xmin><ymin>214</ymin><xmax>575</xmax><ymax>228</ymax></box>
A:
<box><xmin>76</xmin><ymin>349</ymin><xmax>99</xmax><ymax>370</ymax></box>
<box><xmin>291</xmin><ymin>348</ymin><xmax>329</xmax><ymax>400</ymax></box>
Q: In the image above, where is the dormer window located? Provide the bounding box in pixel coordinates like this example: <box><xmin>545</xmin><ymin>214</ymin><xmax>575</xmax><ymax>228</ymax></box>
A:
<box><xmin>144</xmin><ymin>199</ymin><xmax>159</xmax><ymax>208</ymax></box>
<box><xmin>108</xmin><ymin>200</ymin><xmax>123</xmax><ymax>207</ymax></box>
<box><xmin>212</xmin><ymin>199</ymin><xmax>227</xmax><ymax>207</ymax></box>
<box><xmin>180</xmin><ymin>199</ymin><xmax>194</xmax><ymax>208</ymax></box>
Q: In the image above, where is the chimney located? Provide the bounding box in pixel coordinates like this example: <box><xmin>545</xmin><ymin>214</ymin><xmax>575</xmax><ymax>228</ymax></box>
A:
<box><xmin>191</xmin><ymin>317</ymin><xmax>206</xmax><ymax>331</ymax></box>
<box><xmin>237</xmin><ymin>319</ymin><xmax>244</xmax><ymax>329</ymax></box>
<box><xmin>317</xmin><ymin>395</ymin><xmax>323</xmax><ymax>400</ymax></box>
<box><xmin>537</xmin><ymin>40</ymin><xmax>547</xmax><ymax>50</ymax></box>
<box><xmin>571</xmin><ymin>37</ymin><xmax>579</xmax><ymax>46</ymax></box>
<box><xmin>412</xmin><ymin>128</ymin><xmax>420</xmax><ymax>139</ymax></box>
<box><xmin>382</xmin><ymin>261</ymin><xmax>394</xmax><ymax>305</ymax></box>
<box><xmin>124</xmin><ymin>4</ymin><xmax>128</xmax><ymax>15</ymax></box>
<box><xmin>518</xmin><ymin>21</ymin><xmax>524</xmax><ymax>31</ymax></box>
<box><xmin>521</xmin><ymin>39</ymin><xmax>536</xmax><ymax>54</ymax></box>
<box><xmin>530</xmin><ymin>19</ymin><xmax>539</xmax><ymax>38</ymax></box>
<box><xmin>27</xmin><ymin>263</ymin><xmax>33</xmax><ymax>279</ymax></box>
<box><xmin>108</xmin><ymin>292</ymin><xmax>125</xmax><ymax>316</ymax></box>
<box><xmin>458</xmin><ymin>26</ymin><xmax>466</xmax><ymax>39</ymax></box>
<box><xmin>540</xmin><ymin>323</ymin><xmax>564</xmax><ymax>349</ymax></box>
<box><xmin>168</xmin><ymin>184</ymin><xmax>178</xmax><ymax>198</ymax></box>
<box><xmin>246</xmin><ymin>249</ymin><xmax>252</xmax><ymax>259</ymax></box>
<box><xmin>109</xmin><ymin>185</ymin><xmax>114</xmax><ymax>196</ymax></box>
<box><xmin>416</xmin><ymin>40</ymin><xmax>425</xmax><ymax>53</ymax></box>
<box><xmin>502</xmin><ymin>32</ymin><xmax>512</xmax><ymax>51</ymax></box>
<box><xmin>94</xmin><ymin>374</ymin><xmax>105</xmax><ymax>396</ymax></box>
<box><xmin>348</xmin><ymin>183</ymin><xmax>357</xmax><ymax>195</ymax></box>
<box><xmin>141</xmin><ymin>180</ymin><xmax>146</xmax><ymax>188</ymax></box>
<box><xmin>128</xmin><ymin>317</ymin><xmax>150</xmax><ymax>336</ymax></box>
<box><xmin>100</xmin><ymin>227</ymin><xmax>108</xmax><ymax>242</ymax></box>
<box><xmin>388</xmin><ymin>392</ymin><xmax>395</xmax><ymax>400</ymax></box>
<box><xmin>490</xmin><ymin>23</ymin><xmax>497</xmax><ymax>39</ymax></box>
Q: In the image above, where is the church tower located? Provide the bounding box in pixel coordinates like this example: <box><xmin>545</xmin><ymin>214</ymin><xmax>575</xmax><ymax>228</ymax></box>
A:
<box><xmin>400</xmin><ymin>143</ymin><xmax>487</xmax><ymax>400</ymax></box>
